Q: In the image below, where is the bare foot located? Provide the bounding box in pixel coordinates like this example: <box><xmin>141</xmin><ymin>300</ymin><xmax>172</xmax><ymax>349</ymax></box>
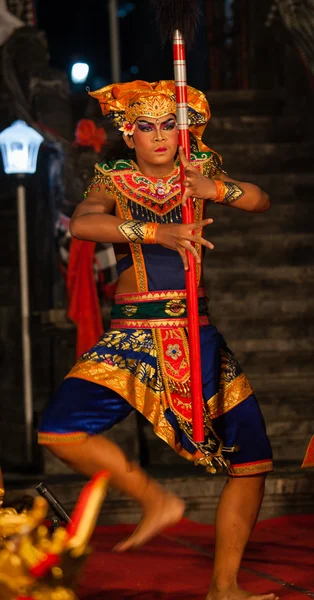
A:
<box><xmin>113</xmin><ymin>492</ymin><xmax>185</xmax><ymax>552</ymax></box>
<box><xmin>206</xmin><ymin>587</ymin><xmax>279</xmax><ymax>600</ymax></box>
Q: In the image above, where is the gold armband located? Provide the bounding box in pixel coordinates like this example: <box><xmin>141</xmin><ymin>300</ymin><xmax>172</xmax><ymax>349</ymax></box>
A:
<box><xmin>0</xmin><ymin>487</ymin><xmax>4</xmax><ymax>507</ymax></box>
<box><xmin>212</xmin><ymin>180</ymin><xmax>244</xmax><ymax>205</ymax></box>
<box><xmin>118</xmin><ymin>220</ymin><xmax>159</xmax><ymax>244</ymax></box>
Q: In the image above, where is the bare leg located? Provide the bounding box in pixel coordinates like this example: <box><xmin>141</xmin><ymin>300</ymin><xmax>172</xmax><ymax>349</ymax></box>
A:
<box><xmin>206</xmin><ymin>476</ymin><xmax>279</xmax><ymax>600</ymax></box>
<box><xmin>45</xmin><ymin>435</ymin><xmax>185</xmax><ymax>550</ymax></box>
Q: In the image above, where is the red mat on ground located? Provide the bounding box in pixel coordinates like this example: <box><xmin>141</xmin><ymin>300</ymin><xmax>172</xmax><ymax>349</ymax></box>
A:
<box><xmin>78</xmin><ymin>515</ymin><xmax>314</xmax><ymax>599</ymax></box>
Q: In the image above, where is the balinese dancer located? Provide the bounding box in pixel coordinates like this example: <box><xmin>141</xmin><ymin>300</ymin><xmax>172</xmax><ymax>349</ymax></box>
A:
<box><xmin>39</xmin><ymin>81</ymin><xmax>277</xmax><ymax>600</ymax></box>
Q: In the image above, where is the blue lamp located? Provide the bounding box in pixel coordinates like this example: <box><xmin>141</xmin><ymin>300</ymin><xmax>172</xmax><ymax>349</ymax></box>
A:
<box><xmin>0</xmin><ymin>120</ymin><xmax>43</xmax><ymax>174</ymax></box>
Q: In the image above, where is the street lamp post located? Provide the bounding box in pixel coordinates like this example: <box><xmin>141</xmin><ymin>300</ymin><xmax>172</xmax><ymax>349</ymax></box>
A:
<box><xmin>0</xmin><ymin>120</ymin><xmax>44</xmax><ymax>464</ymax></box>
<box><xmin>108</xmin><ymin>0</ymin><xmax>121</xmax><ymax>82</ymax></box>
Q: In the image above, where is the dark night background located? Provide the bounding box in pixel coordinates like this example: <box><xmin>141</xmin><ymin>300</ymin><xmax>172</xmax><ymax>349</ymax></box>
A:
<box><xmin>35</xmin><ymin>0</ymin><xmax>209</xmax><ymax>89</ymax></box>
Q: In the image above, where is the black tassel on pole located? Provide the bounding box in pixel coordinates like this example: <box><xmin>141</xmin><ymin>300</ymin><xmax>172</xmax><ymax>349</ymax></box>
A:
<box><xmin>150</xmin><ymin>0</ymin><xmax>201</xmax><ymax>47</ymax></box>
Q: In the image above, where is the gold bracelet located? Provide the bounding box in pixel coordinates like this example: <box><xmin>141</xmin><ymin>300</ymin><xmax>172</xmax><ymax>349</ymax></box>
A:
<box><xmin>212</xmin><ymin>180</ymin><xmax>227</xmax><ymax>203</ymax></box>
<box><xmin>118</xmin><ymin>220</ymin><xmax>159</xmax><ymax>244</ymax></box>
<box><xmin>143</xmin><ymin>222</ymin><xmax>159</xmax><ymax>243</ymax></box>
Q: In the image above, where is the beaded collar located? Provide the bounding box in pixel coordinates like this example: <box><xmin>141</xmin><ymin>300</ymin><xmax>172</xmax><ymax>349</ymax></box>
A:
<box><xmin>97</xmin><ymin>158</ymin><xmax>181</xmax><ymax>217</ymax></box>
<box><xmin>95</xmin><ymin>151</ymin><xmax>219</xmax><ymax>218</ymax></box>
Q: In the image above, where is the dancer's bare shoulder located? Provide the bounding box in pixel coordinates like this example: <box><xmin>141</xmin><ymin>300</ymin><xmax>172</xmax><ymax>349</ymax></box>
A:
<box><xmin>73</xmin><ymin>182</ymin><xmax>116</xmax><ymax>219</ymax></box>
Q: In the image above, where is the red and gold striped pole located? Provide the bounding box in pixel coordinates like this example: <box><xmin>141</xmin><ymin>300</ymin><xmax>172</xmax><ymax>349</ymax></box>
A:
<box><xmin>173</xmin><ymin>30</ymin><xmax>204</xmax><ymax>442</ymax></box>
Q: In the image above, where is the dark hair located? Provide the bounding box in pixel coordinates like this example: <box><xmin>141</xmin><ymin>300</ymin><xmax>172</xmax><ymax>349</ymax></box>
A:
<box><xmin>101</xmin><ymin>136</ymin><xmax>136</xmax><ymax>163</ymax></box>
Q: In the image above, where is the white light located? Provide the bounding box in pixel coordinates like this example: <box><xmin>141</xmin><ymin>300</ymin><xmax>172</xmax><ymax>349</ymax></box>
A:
<box><xmin>0</xmin><ymin>120</ymin><xmax>44</xmax><ymax>174</ymax></box>
<box><xmin>71</xmin><ymin>62</ymin><xmax>89</xmax><ymax>84</ymax></box>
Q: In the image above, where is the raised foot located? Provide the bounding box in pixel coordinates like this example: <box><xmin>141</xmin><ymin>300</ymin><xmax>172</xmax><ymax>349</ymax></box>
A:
<box><xmin>113</xmin><ymin>493</ymin><xmax>185</xmax><ymax>552</ymax></box>
<box><xmin>206</xmin><ymin>588</ymin><xmax>279</xmax><ymax>600</ymax></box>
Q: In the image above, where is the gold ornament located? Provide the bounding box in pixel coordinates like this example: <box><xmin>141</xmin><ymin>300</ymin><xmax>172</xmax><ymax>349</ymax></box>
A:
<box><xmin>0</xmin><ymin>471</ymin><xmax>109</xmax><ymax>600</ymax></box>
<box><xmin>125</xmin><ymin>92</ymin><xmax>176</xmax><ymax>125</ymax></box>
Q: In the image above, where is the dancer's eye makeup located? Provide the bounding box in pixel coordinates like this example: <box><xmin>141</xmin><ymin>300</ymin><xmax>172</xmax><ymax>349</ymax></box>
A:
<box><xmin>137</xmin><ymin>121</ymin><xmax>155</xmax><ymax>132</ymax></box>
<box><xmin>161</xmin><ymin>118</ymin><xmax>176</xmax><ymax>130</ymax></box>
<box><xmin>136</xmin><ymin>118</ymin><xmax>177</xmax><ymax>132</ymax></box>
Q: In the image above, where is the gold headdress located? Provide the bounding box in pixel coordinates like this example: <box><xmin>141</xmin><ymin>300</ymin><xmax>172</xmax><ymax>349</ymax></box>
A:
<box><xmin>89</xmin><ymin>80</ymin><xmax>210</xmax><ymax>151</ymax></box>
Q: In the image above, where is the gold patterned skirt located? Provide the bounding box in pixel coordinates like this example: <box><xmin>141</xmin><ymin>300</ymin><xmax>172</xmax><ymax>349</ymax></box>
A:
<box><xmin>38</xmin><ymin>290</ymin><xmax>273</xmax><ymax>476</ymax></box>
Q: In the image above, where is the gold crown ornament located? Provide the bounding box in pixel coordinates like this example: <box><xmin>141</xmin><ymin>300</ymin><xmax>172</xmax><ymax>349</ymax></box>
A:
<box><xmin>125</xmin><ymin>92</ymin><xmax>177</xmax><ymax>127</ymax></box>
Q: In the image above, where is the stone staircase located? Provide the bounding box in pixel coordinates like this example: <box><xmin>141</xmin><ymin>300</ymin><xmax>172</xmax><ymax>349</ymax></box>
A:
<box><xmin>3</xmin><ymin>90</ymin><xmax>314</xmax><ymax>523</ymax></box>
<box><xmin>202</xmin><ymin>91</ymin><xmax>314</xmax><ymax>473</ymax></box>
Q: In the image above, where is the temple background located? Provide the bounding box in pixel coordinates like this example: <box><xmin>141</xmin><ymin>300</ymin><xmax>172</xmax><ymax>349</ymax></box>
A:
<box><xmin>0</xmin><ymin>0</ymin><xmax>313</xmax><ymax>522</ymax></box>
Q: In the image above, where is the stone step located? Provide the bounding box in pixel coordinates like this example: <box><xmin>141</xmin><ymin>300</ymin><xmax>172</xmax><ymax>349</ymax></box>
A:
<box><xmin>226</xmin><ymin>337</ymin><xmax>312</xmax><ymax>353</ymax></box>
<box><xmin>204</xmin><ymin>264</ymin><xmax>313</xmax><ymax>286</ymax></box>
<box><xmin>249</xmin><ymin>374</ymin><xmax>314</xmax><ymax>398</ymax></box>
<box><xmin>204</xmin><ymin>263</ymin><xmax>312</xmax><ymax>286</ymax></box>
<box><xmin>205</xmin><ymin>281</ymin><xmax>313</xmax><ymax>321</ymax></box>
<box><xmin>205</xmin><ymin>89</ymin><xmax>284</xmax><ymax>116</ymax></box>
<box><xmin>233</xmin><ymin>348</ymin><xmax>313</xmax><ymax>378</ymax></box>
<box><xmin>205</xmin><ymin>114</ymin><xmax>303</xmax><ymax>144</ymax></box>
<box><xmin>213</xmin><ymin>316</ymin><xmax>314</xmax><ymax>341</ymax></box>
<box><xmin>209</xmin><ymin>295</ymin><xmax>312</xmax><ymax>321</ymax></box>
<box><xmin>4</xmin><ymin>464</ymin><xmax>314</xmax><ymax>525</ymax></box>
<box><xmin>203</xmin><ymin>231</ymin><xmax>314</xmax><ymax>266</ymax></box>
<box><xmin>212</xmin><ymin>141</ymin><xmax>314</xmax><ymax>174</ymax></box>
<box><xmin>219</xmin><ymin>332</ymin><xmax>313</xmax><ymax>362</ymax></box>
<box><xmin>205</xmin><ymin>245</ymin><xmax>313</xmax><ymax>269</ymax></box>
<box><xmin>266</xmin><ymin>418</ymin><xmax>312</xmax><ymax>439</ymax></box>
<box><xmin>269</xmin><ymin>439</ymin><xmax>310</xmax><ymax>463</ymax></box>
<box><xmin>205</xmin><ymin>200</ymin><xmax>313</xmax><ymax>235</ymax></box>
<box><xmin>227</xmin><ymin>171</ymin><xmax>314</xmax><ymax>191</ymax></box>
<box><xmin>258</xmin><ymin>393</ymin><xmax>314</xmax><ymax>421</ymax></box>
